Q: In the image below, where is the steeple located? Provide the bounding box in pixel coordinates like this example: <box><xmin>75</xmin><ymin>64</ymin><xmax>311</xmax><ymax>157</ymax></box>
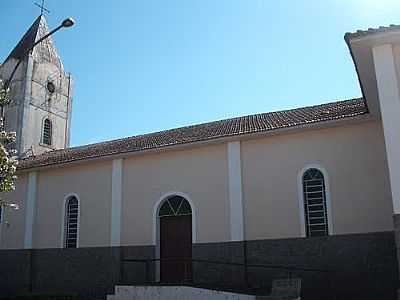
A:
<box><xmin>6</xmin><ymin>15</ymin><xmax>63</xmax><ymax>71</ymax></box>
<box><xmin>0</xmin><ymin>15</ymin><xmax>73</xmax><ymax>157</ymax></box>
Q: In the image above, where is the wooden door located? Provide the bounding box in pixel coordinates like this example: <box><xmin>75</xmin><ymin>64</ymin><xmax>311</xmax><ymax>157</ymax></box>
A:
<box><xmin>160</xmin><ymin>215</ymin><xmax>192</xmax><ymax>283</ymax></box>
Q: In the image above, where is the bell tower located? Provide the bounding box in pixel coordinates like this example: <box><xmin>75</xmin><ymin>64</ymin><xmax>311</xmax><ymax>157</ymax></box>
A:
<box><xmin>0</xmin><ymin>15</ymin><xmax>73</xmax><ymax>157</ymax></box>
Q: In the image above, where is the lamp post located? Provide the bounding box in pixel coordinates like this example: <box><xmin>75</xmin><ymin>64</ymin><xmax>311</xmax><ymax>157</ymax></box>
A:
<box><xmin>0</xmin><ymin>17</ymin><xmax>75</xmax><ymax>126</ymax></box>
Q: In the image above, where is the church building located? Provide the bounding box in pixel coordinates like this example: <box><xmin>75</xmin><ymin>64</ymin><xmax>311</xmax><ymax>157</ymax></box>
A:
<box><xmin>1</xmin><ymin>15</ymin><xmax>400</xmax><ymax>300</ymax></box>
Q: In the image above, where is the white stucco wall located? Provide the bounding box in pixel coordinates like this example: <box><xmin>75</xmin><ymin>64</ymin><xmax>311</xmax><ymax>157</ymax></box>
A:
<box><xmin>241</xmin><ymin>120</ymin><xmax>393</xmax><ymax>240</ymax></box>
<box><xmin>379</xmin><ymin>43</ymin><xmax>400</xmax><ymax>215</ymax></box>
<box><xmin>1</xmin><ymin>119</ymin><xmax>394</xmax><ymax>249</ymax></box>
<box><xmin>121</xmin><ymin>144</ymin><xmax>230</xmax><ymax>245</ymax></box>
<box><xmin>0</xmin><ymin>174</ymin><xmax>28</xmax><ymax>249</ymax></box>
<box><xmin>34</xmin><ymin>161</ymin><xmax>112</xmax><ymax>248</ymax></box>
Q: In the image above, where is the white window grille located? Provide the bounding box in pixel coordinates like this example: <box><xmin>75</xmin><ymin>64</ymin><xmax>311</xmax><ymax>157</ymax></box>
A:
<box><xmin>65</xmin><ymin>196</ymin><xmax>79</xmax><ymax>248</ymax></box>
<box><xmin>303</xmin><ymin>168</ymin><xmax>329</xmax><ymax>237</ymax></box>
<box><xmin>158</xmin><ymin>196</ymin><xmax>192</xmax><ymax>217</ymax></box>
<box><xmin>42</xmin><ymin>118</ymin><xmax>52</xmax><ymax>145</ymax></box>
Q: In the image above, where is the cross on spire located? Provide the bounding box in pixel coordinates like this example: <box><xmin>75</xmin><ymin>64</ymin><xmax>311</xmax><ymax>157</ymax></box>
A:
<box><xmin>34</xmin><ymin>0</ymin><xmax>50</xmax><ymax>15</ymax></box>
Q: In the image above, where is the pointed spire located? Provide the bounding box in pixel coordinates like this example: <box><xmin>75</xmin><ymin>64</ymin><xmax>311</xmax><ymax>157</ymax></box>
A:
<box><xmin>5</xmin><ymin>15</ymin><xmax>64</xmax><ymax>71</ymax></box>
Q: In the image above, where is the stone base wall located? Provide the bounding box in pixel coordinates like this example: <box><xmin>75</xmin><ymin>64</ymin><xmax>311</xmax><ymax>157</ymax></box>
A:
<box><xmin>193</xmin><ymin>232</ymin><xmax>398</xmax><ymax>300</ymax></box>
<box><xmin>0</xmin><ymin>246</ymin><xmax>154</xmax><ymax>300</ymax></box>
<box><xmin>393</xmin><ymin>214</ymin><xmax>400</xmax><ymax>300</ymax></box>
<box><xmin>0</xmin><ymin>232</ymin><xmax>397</xmax><ymax>300</ymax></box>
<box><xmin>394</xmin><ymin>214</ymin><xmax>400</xmax><ymax>270</ymax></box>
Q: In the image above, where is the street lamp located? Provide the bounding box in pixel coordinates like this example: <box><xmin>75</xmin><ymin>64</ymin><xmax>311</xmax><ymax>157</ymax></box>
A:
<box><xmin>0</xmin><ymin>17</ymin><xmax>75</xmax><ymax>124</ymax></box>
<box><xmin>62</xmin><ymin>18</ymin><xmax>75</xmax><ymax>28</ymax></box>
<box><xmin>34</xmin><ymin>18</ymin><xmax>75</xmax><ymax>53</ymax></box>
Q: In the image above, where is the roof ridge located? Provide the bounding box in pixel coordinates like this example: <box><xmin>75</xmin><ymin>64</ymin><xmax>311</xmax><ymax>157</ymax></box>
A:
<box><xmin>19</xmin><ymin>97</ymin><xmax>368</xmax><ymax>169</ymax></box>
<box><xmin>22</xmin><ymin>97</ymin><xmax>364</xmax><ymax>160</ymax></box>
<box><xmin>251</xmin><ymin>97</ymin><xmax>364</xmax><ymax>117</ymax></box>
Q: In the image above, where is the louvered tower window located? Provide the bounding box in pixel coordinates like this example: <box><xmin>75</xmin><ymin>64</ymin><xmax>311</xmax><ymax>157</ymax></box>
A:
<box><xmin>303</xmin><ymin>168</ymin><xmax>329</xmax><ymax>237</ymax></box>
<box><xmin>42</xmin><ymin>118</ymin><xmax>52</xmax><ymax>145</ymax></box>
<box><xmin>64</xmin><ymin>196</ymin><xmax>79</xmax><ymax>248</ymax></box>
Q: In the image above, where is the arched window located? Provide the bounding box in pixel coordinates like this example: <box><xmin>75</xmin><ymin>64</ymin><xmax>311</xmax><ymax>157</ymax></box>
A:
<box><xmin>158</xmin><ymin>196</ymin><xmax>192</xmax><ymax>217</ymax></box>
<box><xmin>302</xmin><ymin>168</ymin><xmax>329</xmax><ymax>237</ymax></box>
<box><xmin>42</xmin><ymin>118</ymin><xmax>52</xmax><ymax>145</ymax></box>
<box><xmin>64</xmin><ymin>196</ymin><xmax>79</xmax><ymax>248</ymax></box>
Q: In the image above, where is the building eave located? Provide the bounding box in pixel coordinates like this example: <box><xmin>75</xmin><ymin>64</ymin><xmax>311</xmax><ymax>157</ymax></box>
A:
<box><xmin>16</xmin><ymin>111</ymin><xmax>373</xmax><ymax>174</ymax></box>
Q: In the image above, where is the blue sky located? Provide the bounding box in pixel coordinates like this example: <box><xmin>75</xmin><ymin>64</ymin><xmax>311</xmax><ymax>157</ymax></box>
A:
<box><xmin>1</xmin><ymin>0</ymin><xmax>400</xmax><ymax>146</ymax></box>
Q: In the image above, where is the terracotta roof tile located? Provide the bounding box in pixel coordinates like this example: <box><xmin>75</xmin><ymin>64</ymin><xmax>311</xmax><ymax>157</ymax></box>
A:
<box><xmin>18</xmin><ymin>98</ymin><xmax>368</xmax><ymax>170</ymax></box>
<box><xmin>345</xmin><ymin>24</ymin><xmax>400</xmax><ymax>41</ymax></box>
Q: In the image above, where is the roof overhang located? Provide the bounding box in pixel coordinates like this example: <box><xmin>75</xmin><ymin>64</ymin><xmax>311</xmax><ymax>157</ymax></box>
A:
<box><xmin>16</xmin><ymin>112</ymin><xmax>373</xmax><ymax>174</ymax></box>
<box><xmin>345</xmin><ymin>26</ymin><xmax>400</xmax><ymax>117</ymax></box>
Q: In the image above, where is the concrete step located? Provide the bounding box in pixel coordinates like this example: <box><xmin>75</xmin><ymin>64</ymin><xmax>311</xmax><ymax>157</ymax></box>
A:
<box><xmin>108</xmin><ymin>285</ymin><xmax>257</xmax><ymax>300</ymax></box>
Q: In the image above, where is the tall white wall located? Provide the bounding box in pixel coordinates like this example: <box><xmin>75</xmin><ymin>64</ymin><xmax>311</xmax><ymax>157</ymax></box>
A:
<box><xmin>227</xmin><ymin>141</ymin><xmax>244</xmax><ymax>241</ymax></box>
<box><xmin>372</xmin><ymin>44</ymin><xmax>400</xmax><ymax>214</ymax></box>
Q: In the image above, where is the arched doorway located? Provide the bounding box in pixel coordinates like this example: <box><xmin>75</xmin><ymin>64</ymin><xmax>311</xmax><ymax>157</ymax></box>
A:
<box><xmin>158</xmin><ymin>195</ymin><xmax>192</xmax><ymax>283</ymax></box>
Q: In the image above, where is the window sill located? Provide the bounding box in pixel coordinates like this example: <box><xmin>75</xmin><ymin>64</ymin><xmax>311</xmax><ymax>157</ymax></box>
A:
<box><xmin>39</xmin><ymin>143</ymin><xmax>56</xmax><ymax>150</ymax></box>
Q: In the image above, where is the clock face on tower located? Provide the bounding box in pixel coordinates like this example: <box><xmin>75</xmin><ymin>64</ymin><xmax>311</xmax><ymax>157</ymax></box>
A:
<box><xmin>39</xmin><ymin>70</ymin><xmax>65</xmax><ymax>113</ymax></box>
<box><xmin>30</xmin><ymin>67</ymin><xmax>69</xmax><ymax>117</ymax></box>
<box><xmin>46</xmin><ymin>81</ymin><xmax>55</xmax><ymax>94</ymax></box>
